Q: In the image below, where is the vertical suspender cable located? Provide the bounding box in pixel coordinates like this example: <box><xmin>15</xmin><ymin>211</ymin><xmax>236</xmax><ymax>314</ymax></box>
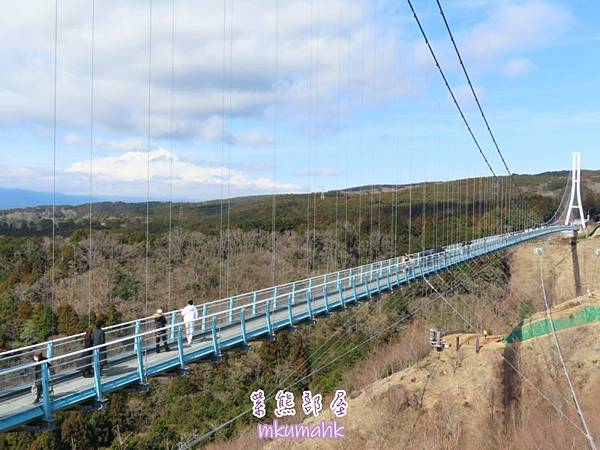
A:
<box><xmin>51</xmin><ymin>0</ymin><xmax>58</xmax><ymax>319</ymax></box>
<box><xmin>88</xmin><ymin>0</ymin><xmax>95</xmax><ymax>324</ymax></box>
<box><xmin>168</xmin><ymin>0</ymin><xmax>175</xmax><ymax>311</ymax></box>
<box><xmin>226</xmin><ymin>0</ymin><xmax>234</xmax><ymax>296</ymax></box>
<box><xmin>145</xmin><ymin>0</ymin><xmax>153</xmax><ymax>321</ymax></box>
<box><xmin>311</xmin><ymin>0</ymin><xmax>319</xmax><ymax>272</ymax></box>
<box><xmin>271</xmin><ymin>0</ymin><xmax>280</xmax><ymax>286</ymax></box>
<box><xmin>219</xmin><ymin>0</ymin><xmax>227</xmax><ymax>298</ymax></box>
<box><xmin>333</xmin><ymin>0</ymin><xmax>342</xmax><ymax>271</ymax></box>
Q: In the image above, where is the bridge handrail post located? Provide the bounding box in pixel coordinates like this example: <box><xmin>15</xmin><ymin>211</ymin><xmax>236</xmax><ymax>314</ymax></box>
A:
<box><xmin>307</xmin><ymin>291</ymin><xmax>314</xmax><ymax>319</ymax></box>
<box><xmin>338</xmin><ymin>282</ymin><xmax>346</xmax><ymax>308</ymax></box>
<box><xmin>323</xmin><ymin>275</ymin><xmax>329</xmax><ymax>313</ymax></box>
<box><xmin>252</xmin><ymin>292</ymin><xmax>258</xmax><ymax>315</ymax></box>
<box><xmin>323</xmin><ymin>275</ymin><xmax>329</xmax><ymax>312</ymax></box>
<box><xmin>211</xmin><ymin>317</ymin><xmax>221</xmax><ymax>357</ymax></box>
<box><xmin>228</xmin><ymin>298</ymin><xmax>234</xmax><ymax>323</ymax></box>
<box><xmin>41</xmin><ymin>361</ymin><xmax>53</xmax><ymax>423</ymax></box>
<box><xmin>135</xmin><ymin>326</ymin><xmax>146</xmax><ymax>385</ymax></box>
<box><xmin>351</xmin><ymin>279</ymin><xmax>358</xmax><ymax>302</ymax></box>
<box><xmin>291</xmin><ymin>282</ymin><xmax>296</xmax><ymax>305</ymax></box>
<box><xmin>177</xmin><ymin>324</ymin><xmax>185</xmax><ymax>369</ymax></box>
<box><xmin>287</xmin><ymin>295</ymin><xmax>294</xmax><ymax>326</ymax></box>
<box><xmin>265</xmin><ymin>300</ymin><xmax>273</xmax><ymax>336</ymax></box>
<box><xmin>46</xmin><ymin>342</ymin><xmax>54</xmax><ymax>360</ymax></box>
<box><xmin>134</xmin><ymin>320</ymin><xmax>142</xmax><ymax>354</ymax></box>
<box><xmin>200</xmin><ymin>304</ymin><xmax>208</xmax><ymax>332</ymax></box>
<box><xmin>92</xmin><ymin>347</ymin><xmax>105</xmax><ymax>402</ymax></box>
<box><xmin>240</xmin><ymin>308</ymin><xmax>248</xmax><ymax>346</ymax></box>
<box><xmin>376</xmin><ymin>270</ymin><xmax>382</xmax><ymax>293</ymax></box>
<box><xmin>273</xmin><ymin>287</ymin><xmax>278</xmax><ymax>310</ymax></box>
<box><xmin>170</xmin><ymin>311</ymin><xmax>177</xmax><ymax>342</ymax></box>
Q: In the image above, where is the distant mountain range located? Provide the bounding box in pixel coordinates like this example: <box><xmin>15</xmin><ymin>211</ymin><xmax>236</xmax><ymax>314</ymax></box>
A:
<box><xmin>0</xmin><ymin>188</ymin><xmax>143</xmax><ymax>210</ymax></box>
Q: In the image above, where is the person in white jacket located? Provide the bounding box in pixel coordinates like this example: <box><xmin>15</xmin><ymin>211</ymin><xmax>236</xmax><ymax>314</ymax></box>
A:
<box><xmin>181</xmin><ymin>300</ymin><xmax>199</xmax><ymax>346</ymax></box>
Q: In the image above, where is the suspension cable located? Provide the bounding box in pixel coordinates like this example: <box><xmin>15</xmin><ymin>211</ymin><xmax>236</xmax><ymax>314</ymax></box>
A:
<box><xmin>404</xmin><ymin>0</ymin><xmax>497</xmax><ymax>178</ymax></box>
<box><xmin>435</xmin><ymin>0</ymin><xmax>511</xmax><ymax>176</ymax></box>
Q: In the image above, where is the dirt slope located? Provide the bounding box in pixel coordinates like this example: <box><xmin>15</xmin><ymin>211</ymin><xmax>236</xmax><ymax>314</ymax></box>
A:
<box><xmin>265</xmin><ymin>296</ymin><xmax>600</xmax><ymax>450</ymax></box>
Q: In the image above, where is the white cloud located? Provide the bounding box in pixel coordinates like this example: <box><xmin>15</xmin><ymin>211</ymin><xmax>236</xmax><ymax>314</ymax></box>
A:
<box><xmin>198</xmin><ymin>116</ymin><xmax>273</xmax><ymax>147</ymax></box>
<box><xmin>65</xmin><ymin>148</ymin><xmax>296</xmax><ymax>194</ymax></box>
<box><xmin>0</xmin><ymin>0</ymin><xmax>413</xmax><ymax>140</ymax></box>
<box><xmin>462</xmin><ymin>0</ymin><xmax>572</xmax><ymax>60</ymax></box>
<box><xmin>503</xmin><ymin>57</ymin><xmax>535</xmax><ymax>77</ymax></box>
<box><xmin>65</xmin><ymin>135</ymin><xmax>147</xmax><ymax>153</ymax></box>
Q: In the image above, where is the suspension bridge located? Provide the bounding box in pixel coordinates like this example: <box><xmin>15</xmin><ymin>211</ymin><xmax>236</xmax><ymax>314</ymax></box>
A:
<box><xmin>0</xmin><ymin>223</ymin><xmax>578</xmax><ymax>432</ymax></box>
<box><xmin>0</xmin><ymin>1</ymin><xmax>597</xmax><ymax>448</ymax></box>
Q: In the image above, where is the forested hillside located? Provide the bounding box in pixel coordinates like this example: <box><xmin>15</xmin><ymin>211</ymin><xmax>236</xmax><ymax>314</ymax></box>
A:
<box><xmin>0</xmin><ymin>171</ymin><xmax>599</xmax><ymax>449</ymax></box>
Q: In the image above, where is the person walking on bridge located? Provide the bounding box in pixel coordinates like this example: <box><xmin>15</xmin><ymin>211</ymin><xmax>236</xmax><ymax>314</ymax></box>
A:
<box><xmin>92</xmin><ymin>321</ymin><xmax>107</xmax><ymax>372</ymax></box>
<box><xmin>181</xmin><ymin>300</ymin><xmax>199</xmax><ymax>346</ymax></box>
<box><xmin>31</xmin><ymin>352</ymin><xmax>50</xmax><ymax>404</ymax></box>
<box><xmin>153</xmin><ymin>309</ymin><xmax>170</xmax><ymax>353</ymax></box>
<box><xmin>80</xmin><ymin>327</ymin><xmax>93</xmax><ymax>378</ymax></box>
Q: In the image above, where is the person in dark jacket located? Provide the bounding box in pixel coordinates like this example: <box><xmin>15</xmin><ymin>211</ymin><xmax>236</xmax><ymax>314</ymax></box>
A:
<box><xmin>92</xmin><ymin>321</ymin><xmax>107</xmax><ymax>371</ymax></box>
<box><xmin>32</xmin><ymin>352</ymin><xmax>48</xmax><ymax>404</ymax></box>
<box><xmin>153</xmin><ymin>309</ymin><xmax>170</xmax><ymax>353</ymax></box>
<box><xmin>80</xmin><ymin>328</ymin><xmax>94</xmax><ymax>378</ymax></box>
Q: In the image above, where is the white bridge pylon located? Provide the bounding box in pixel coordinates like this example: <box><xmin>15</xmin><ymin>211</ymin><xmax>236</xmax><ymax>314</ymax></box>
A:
<box><xmin>565</xmin><ymin>152</ymin><xmax>586</xmax><ymax>229</ymax></box>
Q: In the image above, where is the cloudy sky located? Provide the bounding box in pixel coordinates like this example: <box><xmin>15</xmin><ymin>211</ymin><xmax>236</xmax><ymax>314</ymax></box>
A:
<box><xmin>0</xmin><ymin>0</ymin><xmax>598</xmax><ymax>201</ymax></box>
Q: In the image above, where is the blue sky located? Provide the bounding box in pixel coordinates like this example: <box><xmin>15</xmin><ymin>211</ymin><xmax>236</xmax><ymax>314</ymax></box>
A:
<box><xmin>0</xmin><ymin>0</ymin><xmax>598</xmax><ymax>201</ymax></box>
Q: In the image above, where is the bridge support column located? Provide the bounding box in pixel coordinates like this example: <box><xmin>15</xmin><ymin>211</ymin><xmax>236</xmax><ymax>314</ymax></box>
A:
<box><xmin>351</xmin><ymin>279</ymin><xmax>358</xmax><ymax>302</ymax></box>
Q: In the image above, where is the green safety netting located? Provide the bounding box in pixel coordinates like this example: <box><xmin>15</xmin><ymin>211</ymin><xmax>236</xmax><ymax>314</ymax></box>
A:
<box><xmin>504</xmin><ymin>305</ymin><xmax>600</xmax><ymax>344</ymax></box>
